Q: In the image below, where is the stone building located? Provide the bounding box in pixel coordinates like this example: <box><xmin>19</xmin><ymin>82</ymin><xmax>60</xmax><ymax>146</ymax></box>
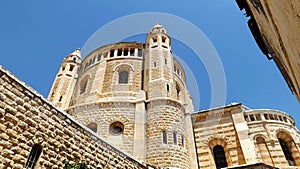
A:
<box><xmin>0</xmin><ymin>24</ymin><xmax>300</xmax><ymax>169</ymax></box>
<box><xmin>192</xmin><ymin>103</ymin><xmax>300</xmax><ymax>169</ymax></box>
<box><xmin>48</xmin><ymin>23</ymin><xmax>198</xmax><ymax>169</ymax></box>
<box><xmin>235</xmin><ymin>0</ymin><xmax>300</xmax><ymax>102</ymax></box>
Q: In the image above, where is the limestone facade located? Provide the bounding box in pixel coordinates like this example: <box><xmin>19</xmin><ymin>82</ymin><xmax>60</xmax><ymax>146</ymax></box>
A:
<box><xmin>48</xmin><ymin>24</ymin><xmax>197</xmax><ymax>169</ymax></box>
<box><xmin>0</xmin><ymin>66</ymin><xmax>146</xmax><ymax>168</ymax></box>
<box><xmin>235</xmin><ymin>0</ymin><xmax>300</xmax><ymax>102</ymax></box>
<box><xmin>192</xmin><ymin>103</ymin><xmax>300</xmax><ymax>169</ymax></box>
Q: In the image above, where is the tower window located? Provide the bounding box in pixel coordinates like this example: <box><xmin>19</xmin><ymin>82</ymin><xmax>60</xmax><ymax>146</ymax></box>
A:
<box><xmin>118</xmin><ymin>71</ymin><xmax>129</xmax><ymax>84</ymax></box>
<box><xmin>152</xmin><ymin>36</ymin><xmax>157</xmax><ymax>43</ymax></box>
<box><xmin>69</xmin><ymin>65</ymin><xmax>75</xmax><ymax>72</ymax></box>
<box><xmin>213</xmin><ymin>145</ymin><xmax>228</xmax><ymax>169</ymax></box>
<box><xmin>181</xmin><ymin>135</ymin><xmax>184</xmax><ymax>147</ymax></box>
<box><xmin>173</xmin><ymin>132</ymin><xmax>177</xmax><ymax>145</ymax></box>
<box><xmin>109</xmin><ymin>122</ymin><xmax>124</xmax><ymax>135</ymax></box>
<box><xmin>25</xmin><ymin>144</ymin><xmax>42</xmax><ymax>168</ymax></box>
<box><xmin>154</xmin><ymin>62</ymin><xmax>156</xmax><ymax>67</ymax></box>
<box><xmin>162</xmin><ymin>131</ymin><xmax>167</xmax><ymax>144</ymax></box>
<box><xmin>278</xmin><ymin>138</ymin><xmax>296</xmax><ymax>166</ymax></box>
<box><xmin>162</xmin><ymin>36</ymin><xmax>166</xmax><ymax>43</ymax></box>
<box><xmin>165</xmin><ymin>58</ymin><xmax>167</xmax><ymax>65</ymax></box>
<box><xmin>87</xmin><ymin>122</ymin><xmax>97</xmax><ymax>133</ymax></box>
<box><xmin>59</xmin><ymin>95</ymin><xmax>62</xmax><ymax>102</ymax></box>
<box><xmin>166</xmin><ymin>84</ymin><xmax>169</xmax><ymax>92</ymax></box>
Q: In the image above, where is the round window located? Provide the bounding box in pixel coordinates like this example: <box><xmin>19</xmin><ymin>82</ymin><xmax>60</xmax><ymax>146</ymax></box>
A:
<box><xmin>109</xmin><ymin>122</ymin><xmax>124</xmax><ymax>135</ymax></box>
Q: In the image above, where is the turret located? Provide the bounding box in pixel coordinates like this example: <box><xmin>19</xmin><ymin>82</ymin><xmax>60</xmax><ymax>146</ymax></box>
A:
<box><xmin>48</xmin><ymin>48</ymin><xmax>81</xmax><ymax>110</ymax></box>
<box><xmin>144</xmin><ymin>24</ymin><xmax>193</xmax><ymax>168</ymax></box>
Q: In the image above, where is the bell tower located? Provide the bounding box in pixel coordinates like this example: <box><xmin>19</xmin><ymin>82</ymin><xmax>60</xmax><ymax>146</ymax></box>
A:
<box><xmin>48</xmin><ymin>48</ymin><xmax>81</xmax><ymax>110</ymax></box>
<box><xmin>144</xmin><ymin>24</ymin><xmax>192</xmax><ymax>168</ymax></box>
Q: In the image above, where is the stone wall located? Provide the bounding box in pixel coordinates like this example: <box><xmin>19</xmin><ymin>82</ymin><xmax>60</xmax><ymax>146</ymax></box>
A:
<box><xmin>192</xmin><ymin>103</ymin><xmax>300</xmax><ymax>169</ymax></box>
<box><xmin>192</xmin><ymin>104</ymin><xmax>246</xmax><ymax>169</ymax></box>
<box><xmin>0</xmin><ymin>66</ymin><xmax>147</xmax><ymax>168</ymax></box>
<box><xmin>236</xmin><ymin>0</ymin><xmax>300</xmax><ymax>102</ymax></box>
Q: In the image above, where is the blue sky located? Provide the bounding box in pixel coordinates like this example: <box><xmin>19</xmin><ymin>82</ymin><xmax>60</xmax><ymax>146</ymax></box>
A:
<box><xmin>1</xmin><ymin>1</ymin><xmax>299</xmax><ymax>127</ymax></box>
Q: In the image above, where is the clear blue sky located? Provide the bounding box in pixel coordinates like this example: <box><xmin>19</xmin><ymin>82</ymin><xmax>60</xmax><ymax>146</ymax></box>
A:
<box><xmin>1</xmin><ymin>1</ymin><xmax>299</xmax><ymax>127</ymax></box>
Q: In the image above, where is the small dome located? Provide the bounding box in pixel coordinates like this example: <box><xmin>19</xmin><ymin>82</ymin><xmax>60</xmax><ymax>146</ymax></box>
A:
<box><xmin>149</xmin><ymin>23</ymin><xmax>167</xmax><ymax>34</ymax></box>
<box><xmin>70</xmin><ymin>48</ymin><xmax>81</xmax><ymax>58</ymax></box>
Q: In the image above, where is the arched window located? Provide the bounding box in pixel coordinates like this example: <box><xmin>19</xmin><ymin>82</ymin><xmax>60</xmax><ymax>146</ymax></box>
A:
<box><xmin>80</xmin><ymin>77</ymin><xmax>88</xmax><ymax>94</ymax></box>
<box><xmin>118</xmin><ymin>71</ymin><xmax>128</xmax><ymax>84</ymax></box>
<box><xmin>278</xmin><ymin>138</ymin><xmax>296</xmax><ymax>166</ymax></box>
<box><xmin>256</xmin><ymin>137</ymin><xmax>273</xmax><ymax>165</ymax></box>
<box><xmin>26</xmin><ymin>144</ymin><xmax>42</xmax><ymax>168</ymax></box>
<box><xmin>87</xmin><ymin>122</ymin><xmax>97</xmax><ymax>133</ymax></box>
<box><xmin>213</xmin><ymin>145</ymin><xmax>228</xmax><ymax>169</ymax></box>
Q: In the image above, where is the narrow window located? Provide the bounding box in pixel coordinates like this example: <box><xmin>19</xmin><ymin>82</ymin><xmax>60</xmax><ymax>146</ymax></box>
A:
<box><xmin>162</xmin><ymin>131</ymin><xmax>167</xmax><ymax>144</ymax></box>
<box><xmin>255</xmin><ymin>114</ymin><xmax>261</xmax><ymax>120</ymax></box>
<box><xmin>62</xmin><ymin>65</ymin><xmax>66</xmax><ymax>71</ymax></box>
<box><xmin>59</xmin><ymin>95</ymin><xmax>62</xmax><ymax>102</ymax></box>
<box><xmin>244</xmin><ymin>115</ymin><xmax>250</xmax><ymax>122</ymax></box>
<box><xmin>92</xmin><ymin>56</ymin><xmax>96</xmax><ymax>63</ymax></box>
<box><xmin>124</xmin><ymin>49</ymin><xmax>128</xmax><ymax>56</ymax></box>
<box><xmin>152</xmin><ymin>36</ymin><xmax>157</xmax><ymax>43</ymax></box>
<box><xmin>264</xmin><ymin>114</ymin><xmax>269</xmax><ymax>120</ymax></box>
<box><xmin>118</xmin><ymin>71</ymin><xmax>129</xmax><ymax>84</ymax></box>
<box><xmin>166</xmin><ymin>84</ymin><xmax>169</xmax><ymax>92</ymax></box>
<box><xmin>26</xmin><ymin>144</ymin><xmax>42</xmax><ymax>168</ymax></box>
<box><xmin>110</xmin><ymin>50</ymin><xmax>114</xmax><ymax>58</ymax></box>
<box><xmin>73</xmin><ymin>57</ymin><xmax>76</xmax><ymax>62</ymax></box>
<box><xmin>87</xmin><ymin>122</ymin><xmax>97</xmax><ymax>133</ymax></box>
<box><xmin>69</xmin><ymin>64</ymin><xmax>75</xmax><ymax>72</ymax></box>
<box><xmin>97</xmin><ymin>54</ymin><xmax>102</xmax><ymax>61</ymax></box>
<box><xmin>137</xmin><ymin>49</ymin><xmax>142</xmax><ymax>57</ymax></box>
<box><xmin>154</xmin><ymin>62</ymin><xmax>156</xmax><ymax>67</ymax></box>
<box><xmin>80</xmin><ymin>78</ymin><xmax>88</xmax><ymax>94</ymax></box>
<box><xmin>173</xmin><ymin>132</ymin><xmax>177</xmax><ymax>145</ymax></box>
<box><xmin>162</xmin><ymin>36</ymin><xmax>166</xmax><ymax>43</ymax></box>
<box><xmin>165</xmin><ymin>58</ymin><xmax>167</xmax><ymax>65</ymax></box>
<box><xmin>213</xmin><ymin>145</ymin><xmax>228</xmax><ymax>169</ymax></box>
<box><xmin>250</xmin><ymin>114</ymin><xmax>255</xmax><ymax>121</ymax></box>
<box><xmin>130</xmin><ymin>48</ymin><xmax>135</xmax><ymax>56</ymax></box>
<box><xmin>181</xmin><ymin>135</ymin><xmax>184</xmax><ymax>147</ymax></box>
<box><xmin>117</xmin><ymin>49</ymin><xmax>122</xmax><ymax>56</ymax></box>
<box><xmin>278</xmin><ymin>138</ymin><xmax>296</xmax><ymax>166</ymax></box>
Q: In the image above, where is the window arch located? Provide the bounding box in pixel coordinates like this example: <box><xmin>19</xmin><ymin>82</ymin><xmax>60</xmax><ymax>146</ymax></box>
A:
<box><xmin>80</xmin><ymin>76</ymin><xmax>89</xmax><ymax>94</ymax></box>
<box><xmin>118</xmin><ymin>71</ymin><xmax>129</xmax><ymax>84</ymax></box>
<box><xmin>87</xmin><ymin>122</ymin><xmax>97</xmax><ymax>133</ymax></box>
<box><xmin>278</xmin><ymin>138</ymin><xmax>296</xmax><ymax>166</ymax></box>
<box><xmin>213</xmin><ymin>145</ymin><xmax>228</xmax><ymax>169</ymax></box>
<box><xmin>256</xmin><ymin>137</ymin><xmax>273</xmax><ymax>165</ymax></box>
<box><xmin>277</xmin><ymin>131</ymin><xmax>300</xmax><ymax>166</ymax></box>
<box><xmin>25</xmin><ymin>144</ymin><xmax>42</xmax><ymax>168</ymax></box>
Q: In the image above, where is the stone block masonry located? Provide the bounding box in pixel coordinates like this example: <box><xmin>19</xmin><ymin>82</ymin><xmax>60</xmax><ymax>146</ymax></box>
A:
<box><xmin>0</xmin><ymin>66</ymin><xmax>147</xmax><ymax>168</ymax></box>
